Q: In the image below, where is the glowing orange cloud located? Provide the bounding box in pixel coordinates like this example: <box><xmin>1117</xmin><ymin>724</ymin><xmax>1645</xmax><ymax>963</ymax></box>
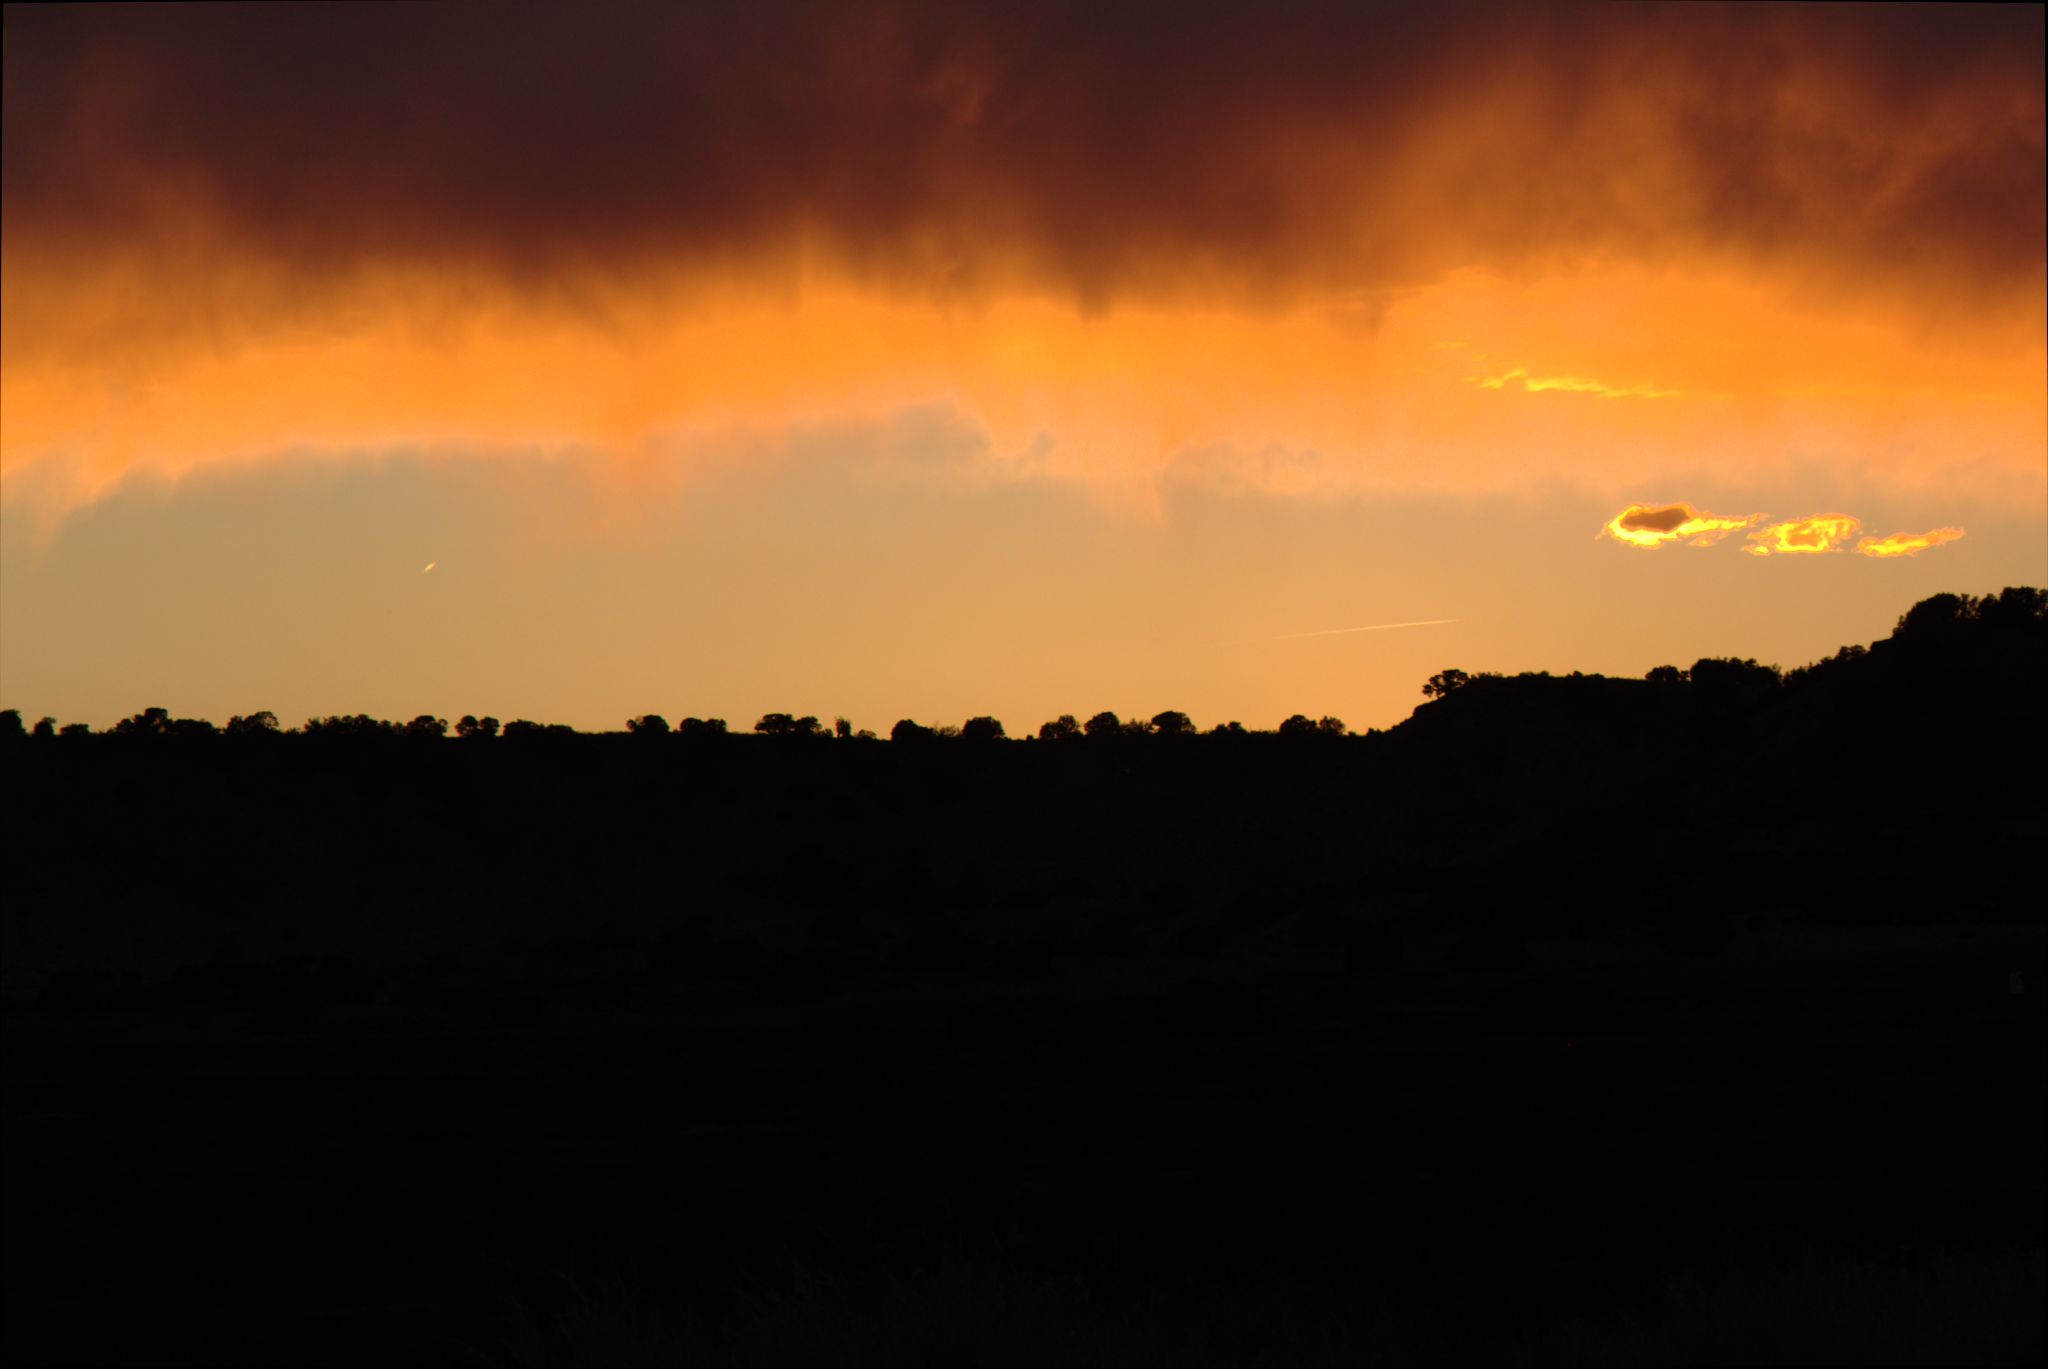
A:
<box><xmin>1744</xmin><ymin>514</ymin><xmax>1863</xmax><ymax>556</ymax></box>
<box><xmin>1602</xmin><ymin>503</ymin><xmax>1765</xmax><ymax>549</ymax></box>
<box><xmin>5</xmin><ymin>5</ymin><xmax>2043</xmax><ymax>526</ymax></box>
<box><xmin>9</xmin><ymin>259</ymin><xmax>2038</xmax><ymax>528</ymax></box>
<box><xmin>1854</xmin><ymin>527</ymin><xmax>1966</xmax><ymax>558</ymax></box>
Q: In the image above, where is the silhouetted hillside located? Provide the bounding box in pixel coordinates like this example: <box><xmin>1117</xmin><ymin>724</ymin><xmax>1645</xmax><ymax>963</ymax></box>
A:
<box><xmin>1375</xmin><ymin>587</ymin><xmax>2045</xmax><ymax>932</ymax></box>
<box><xmin>1</xmin><ymin>588</ymin><xmax>2041</xmax><ymax>1001</ymax></box>
<box><xmin>3</xmin><ymin>589</ymin><xmax>2041</xmax><ymax>1367</ymax></box>
<box><xmin>1396</xmin><ymin>586</ymin><xmax>2046</xmax><ymax>751</ymax></box>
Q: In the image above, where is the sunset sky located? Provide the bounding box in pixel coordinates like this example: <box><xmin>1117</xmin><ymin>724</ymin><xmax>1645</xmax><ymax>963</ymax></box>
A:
<box><xmin>3</xmin><ymin>1</ymin><xmax>2042</xmax><ymax>733</ymax></box>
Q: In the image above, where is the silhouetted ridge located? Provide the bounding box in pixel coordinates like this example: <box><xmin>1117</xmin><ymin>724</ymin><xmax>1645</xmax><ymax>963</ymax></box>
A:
<box><xmin>1392</xmin><ymin>585</ymin><xmax>2046</xmax><ymax>750</ymax></box>
<box><xmin>4</xmin><ymin>589</ymin><xmax>2042</xmax><ymax>1369</ymax></box>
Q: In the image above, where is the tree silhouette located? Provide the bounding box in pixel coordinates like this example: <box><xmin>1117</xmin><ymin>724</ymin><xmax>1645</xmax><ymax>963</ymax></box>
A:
<box><xmin>1038</xmin><ymin>714</ymin><xmax>1082</xmax><ymax>741</ymax></box>
<box><xmin>626</xmin><ymin>714</ymin><xmax>671</xmax><ymax>735</ymax></box>
<box><xmin>32</xmin><ymin>717</ymin><xmax>56</xmax><ymax>739</ymax></box>
<box><xmin>1150</xmin><ymin>710</ymin><xmax>1195</xmax><ymax>737</ymax></box>
<box><xmin>1896</xmin><ymin>592</ymin><xmax>1969</xmax><ymax>640</ymax></box>
<box><xmin>306</xmin><ymin>714</ymin><xmax>400</xmax><ymax>738</ymax></box>
<box><xmin>405</xmin><ymin>715</ymin><xmax>449</xmax><ymax>739</ymax></box>
<box><xmin>1421</xmin><ymin>669</ymin><xmax>1470</xmax><ymax>700</ymax></box>
<box><xmin>1978</xmin><ymin>585</ymin><xmax>2047</xmax><ymax>630</ymax></box>
<box><xmin>1083</xmin><ymin>711</ymin><xmax>1123</xmax><ymax>738</ymax></box>
<box><xmin>502</xmin><ymin>718</ymin><xmax>575</xmax><ymax>739</ymax></box>
<box><xmin>1688</xmin><ymin>657</ymin><xmax>1780</xmax><ymax>699</ymax></box>
<box><xmin>960</xmin><ymin>716</ymin><xmax>1006</xmax><ymax>742</ymax></box>
<box><xmin>114</xmin><ymin>707</ymin><xmax>173</xmax><ymax>736</ymax></box>
<box><xmin>0</xmin><ymin>709</ymin><xmax>22</xmax><ymax>739</ymax></box>
<box><xmin>455</xmin><ymin>714</ymin><xmax>501</xmax><ymax>738</ymax></box>
<box><xmin>677</xmin><ymin>716</ymin><xmax>728</xmax><ymax>739</ymax></box>
<box><xmin>890</xmin><ymin>718</ymin><xmax>935</xmax><ymax>743</ymax></box>
<box><xmin>226</xmin><ymin>711</ymin><xmax>280</xmax><ymax>736</ymax></box>
<box><xmin>106</xmin><ymin>707</ymin><xmax>223</xmax><ymax>738</ymax></box>
<box><xmin>756</xmin><ymin>712</ymin><xmax>824</xmax><ymax>738</ymax></box>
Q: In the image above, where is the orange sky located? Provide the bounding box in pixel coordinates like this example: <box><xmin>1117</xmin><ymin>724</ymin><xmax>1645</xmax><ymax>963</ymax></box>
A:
<box><xmin>3</xmin><ymin>2</ymin><xmax>2042</xmax><ymax>731</ymax></box>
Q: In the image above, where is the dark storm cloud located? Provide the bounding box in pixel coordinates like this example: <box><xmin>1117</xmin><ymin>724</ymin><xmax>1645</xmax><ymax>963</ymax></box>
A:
<box><xmin>4</xmin><ymin>1</ymin><xmax>2041</xmax><ymax>311</ymax></box>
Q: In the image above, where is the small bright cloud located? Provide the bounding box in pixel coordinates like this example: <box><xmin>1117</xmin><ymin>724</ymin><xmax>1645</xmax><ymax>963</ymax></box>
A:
<box><xmin>1606</xmin><ymin>506</ymin><xmax>1963</xmax><ymax>562</ymax></box>
<box><xmin>1744</xmin><ymin>514</ymin><xmax>1862</xmax><ymax>556</ymax></box>
<box><xmin>422</xmin><ymin>561</ymin><xmax>437</xmax><ymax>572</ymax></box>
<box><xmin>1474</xmin><ymin>368</ymin><xmax>1679</xmax><ymax>399</ymax></box>
<box><xmin>1601</xmin><ymin>502</ymin><xmax>1764</xmax><ymax>549</ymax></box>
<box><xmin>1854</xmin><ymin>527</ymin><xmax>1965</xmax><ymax>558</ymax></box>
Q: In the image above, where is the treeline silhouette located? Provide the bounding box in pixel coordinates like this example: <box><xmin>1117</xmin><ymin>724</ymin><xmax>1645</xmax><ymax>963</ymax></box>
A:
<box><xmin>3</xmin><ymin>702</ymin><xmax>1345</xmax><ymax>742</ymax></box>
<box><xmin>3</xmin><ymin>588</ymin><xmax>2042</xmax><ymax>1367</ymax></box>
<box><xmin>10</xmin><ymin>586</ymin><xmax>2040</xmax><ymax>751</ymax></box>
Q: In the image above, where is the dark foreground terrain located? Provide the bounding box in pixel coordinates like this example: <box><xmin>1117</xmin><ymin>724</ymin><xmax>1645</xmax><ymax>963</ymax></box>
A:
<box><xmin>5</xmin><ymin>590</ymin><xmax>2044</xmax><ymax>1365</ymax></box>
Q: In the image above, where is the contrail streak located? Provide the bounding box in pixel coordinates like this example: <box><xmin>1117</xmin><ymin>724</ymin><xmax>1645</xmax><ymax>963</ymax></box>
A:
<box><xmin>1220</xmin><ymin>617</ymin><xmax>1463</xmax><ymax>645</ymax></box>
<box><xmin>1278</xmin><ymin>617</ymin><xmax>1463</xmax><ymax>639</ymax></box>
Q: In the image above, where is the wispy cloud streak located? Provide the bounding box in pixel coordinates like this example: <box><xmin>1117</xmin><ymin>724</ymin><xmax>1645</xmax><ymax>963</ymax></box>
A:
<box><xmin>1222</xmin><ymin>618</ymin><xmax>1463</xmax><ymax>646</ymax></box>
